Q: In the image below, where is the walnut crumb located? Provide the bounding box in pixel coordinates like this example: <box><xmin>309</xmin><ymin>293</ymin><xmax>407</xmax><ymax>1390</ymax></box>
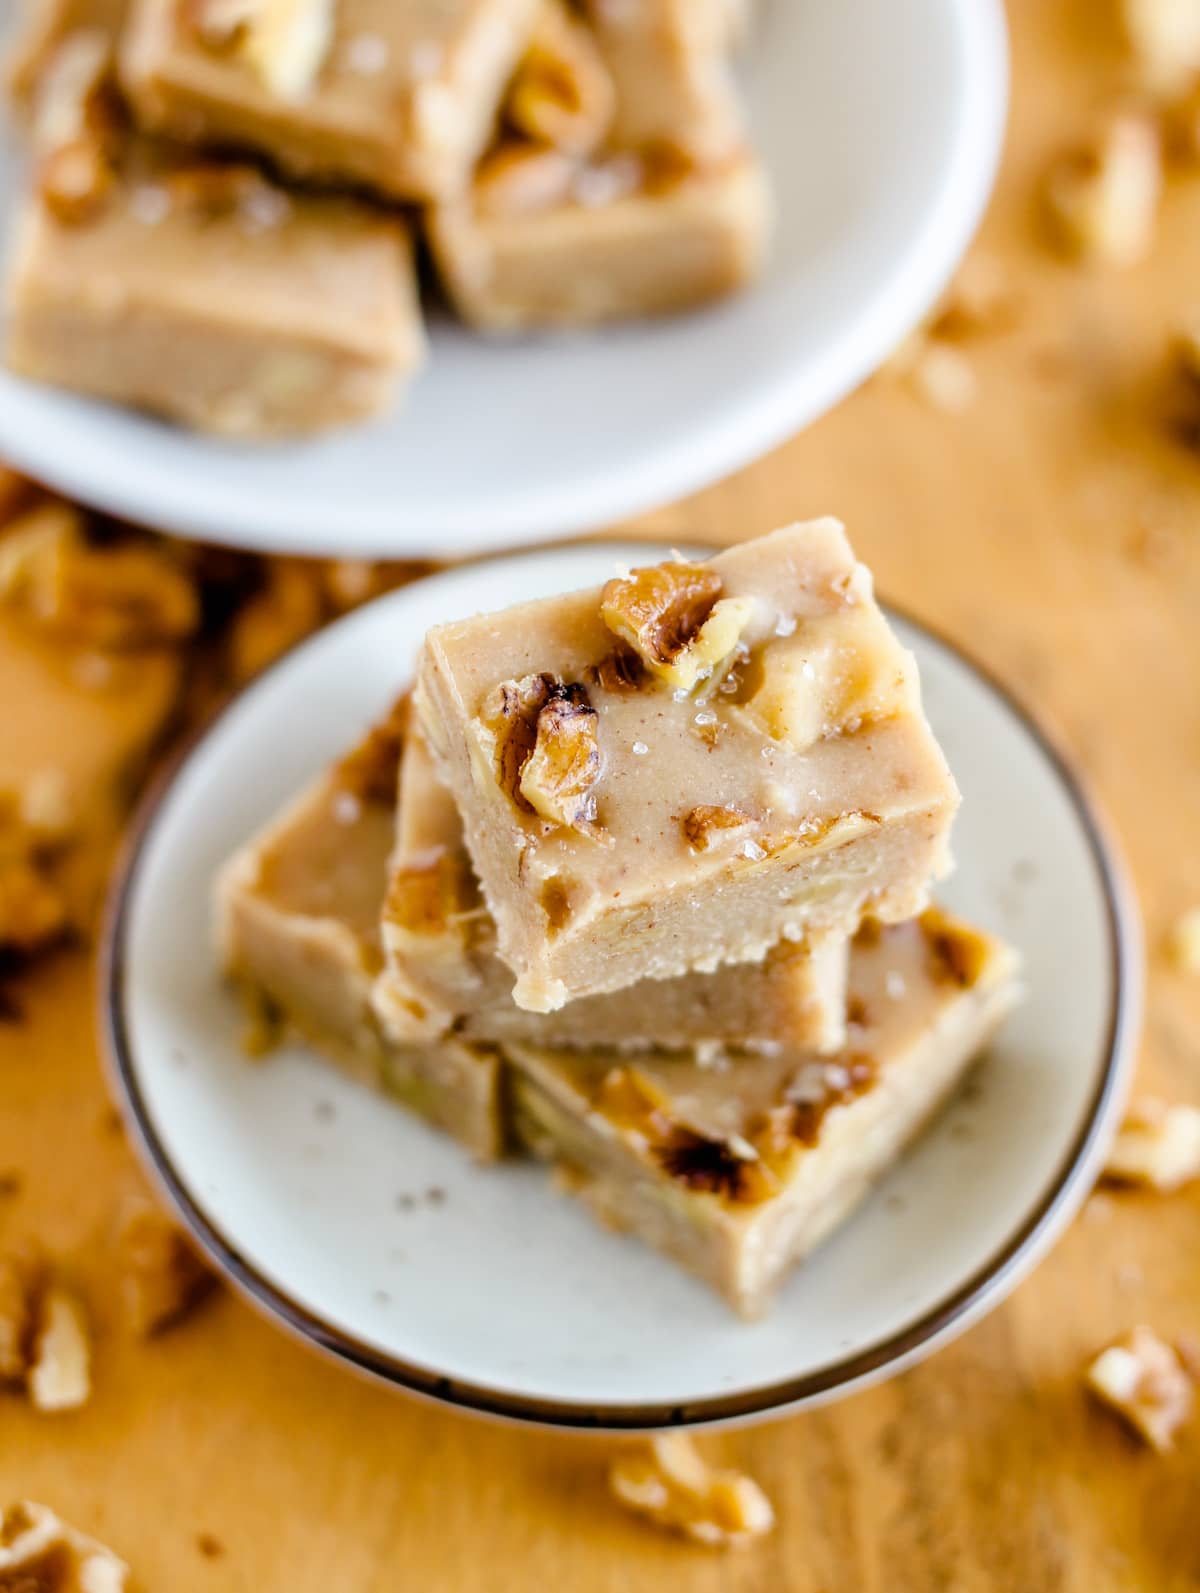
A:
<box><xmin>1165</xmin><ymin>904</ymin><xmax>1200</xmax><ymax>971</ymax></box>
<box><xmin>609</xmin><ymin>1434</ymin><xmax>775</xmax><ymax>1548</ymax></box>
<box><xmin>1087</xmin><ymin>1325</ymin><xmax>1194</xmax><ymax>1450</ymax></box>
<box><xmin>1043</xmin><ymin>112</ymin><xmax>1162</xmax><ymax>268</ymax></box>
<box><xmin>681</xmin><ymin>804</ymin><xmax>756</xmax><ymax>852</ymax></box>
<box><xmin>0</xmin><ymin>1500</ymin><xmax>130</xmax><ymax>1591</ymax></box>
<box><xmin>115</xmin><ymin>1194</ymin><xmax>216</xmax><ymax>1337</ymax></box>
<box><xmin>1104</xmin><ymin>1097</ymin><xmax>1200</xmax><ymax>1191</ymax></box>
<box><xmin>28</xmin><ymin>1284</ymin><xmax>90</xmax><ymax>1412</ymax></box>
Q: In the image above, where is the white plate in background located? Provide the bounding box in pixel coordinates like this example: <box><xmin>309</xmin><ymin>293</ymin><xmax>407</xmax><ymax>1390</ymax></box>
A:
<box><xmin>104</xmin><ymin>544</ymin><xmax>1138</xmax><ymax>1429</ymax></box>
<box><xmin>0</xmin><ymin>0</ymin><xmax>1006</xmax><ymax>554</ymax></box>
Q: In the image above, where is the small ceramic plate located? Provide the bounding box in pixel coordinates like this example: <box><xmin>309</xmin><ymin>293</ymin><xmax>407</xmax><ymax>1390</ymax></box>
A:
<box><xmin>103</xmin><ymin>544</ymin><xmax>1139</xmax><ymax>1429</ymax></box>
<box><xmin>0</xmin><ymin>0</ymin><xmax>1006</xmax><ymax>555</ymax></box>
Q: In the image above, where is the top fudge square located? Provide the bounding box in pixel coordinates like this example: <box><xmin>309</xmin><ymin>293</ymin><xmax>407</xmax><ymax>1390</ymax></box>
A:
<box><xmin>415</xmin><ymin>519</ymin><xmax>960</xmax><ymax>1012</ymax></box>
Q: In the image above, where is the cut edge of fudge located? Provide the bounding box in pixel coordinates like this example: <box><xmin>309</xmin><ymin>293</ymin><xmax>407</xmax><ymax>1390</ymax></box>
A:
<box><xmin>374</xmin><ymin>719</ymin><xmax>850</xmax><ymax>1054</ymax></box>
<box><xmin>504</xmin><ymin>909</ymin><xmax>1021</xmax><ymax>1318</ymax></box>
<box><xmin>415</xmin><ymin>519</ymin><xmax>960</xmax><ymax>1011</ymax></box>
<box><xmin>213</xmin><ymin>727</ymin><xmax>506</xmax><ymax>1162</ymax></box>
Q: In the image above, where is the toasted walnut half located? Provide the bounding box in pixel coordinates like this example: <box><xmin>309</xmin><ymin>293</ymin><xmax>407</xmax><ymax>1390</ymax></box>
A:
<box><xmin>1087</xmin><ymin>1326</ymin><xmax>1194</xmax><ymax>1451</ymax></box>
<box><xmin>1043</xmin><ymin>113</ymin><xmax>1162</xmax><ymax>268</ymax></box>
<box><xmin>480</xmin><ymin>674</ymin><xmax>603</xmax><ymax>834</ymax></box>
<box><xmin>610</xmin><ymin>1434</ymin><xmax>775</xmax><ymax>1549</ymax></box>
<box><xmin>1104</xmin><ymin>1097</ymin><xmax>1200</xmax><ymax>1192</ymax></box>
<box><xmin>0</xmin><ymin>1501</ymin><xmax>130</xmax><ymax>1592</ymax></box>
<box><xmin>600</xmin><ymin>562</ymin><xmax>754</xmax><ymax>692</ymax></box>
<box><xmin>506</xmin><ymin>0</ymin><xmax>615</xmax><ymax>155</ymax></box>
<box><xmin>739</xmin><ymin>599</ymin><xmax>917</xmax><ymax>750</ymax></box>
<box><xmin>115</xmin><ymin>1194</ymin><xmax>216</xmax><ymax>1338</ymax></box>
<box><xmin>681</xmin><ymin>804</ymin><xmax>756</xmax><ymax>853</ymax></box>
<box><xmin>0</xmin><ymin>504</ymin><xmax>200</xmax><ymax>650</ymax></box>
<box><xmin>190</xmin><ymin>0</ymin><xmax>334</xmax><ymax>99</ymax></box>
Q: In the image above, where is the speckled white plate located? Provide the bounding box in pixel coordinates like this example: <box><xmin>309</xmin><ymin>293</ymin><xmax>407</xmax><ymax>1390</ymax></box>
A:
<box><xmin>0</xmin><ymin>0</ymin><xmax>1006</xmax><ymax>555</ymax></box>
<box><xmin>103</xmin><ymin>544</ymin><xmax>1139</xmax><ymax>1429</ymax></box>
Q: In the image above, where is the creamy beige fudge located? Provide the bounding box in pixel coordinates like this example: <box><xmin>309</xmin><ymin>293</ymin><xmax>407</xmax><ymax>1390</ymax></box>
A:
<box><xmin>120</xmin><ymin>0</ymin><xmax>540</xmax><ymax>202</ymax></box>
<box><xmin>581</xmin><ymin>0</ymin><xmax>744</xmax><ymax>163</ymax></box>
<box><xmin>428</xmin><ymin>141</ymin><xmax>770</xmax><ymax>332</ymax></box>
<box><xmin>508</xmin><ymin>911</ymin><xmax>1020</xmax><ymax>1317</ymax></box>
<box><xmin>416</xmin><ymin>520</ymin><xmax>960</xmax><ymax>1012</ymax></box>
<box><xmin>5</xmin><ymin>35</ymin><xmax>424</xmax><ymax>438</ymax></box>
<box><xmin>216</xmin><ymin>706</ymin><xmax>505</xmax><ymax>1161</ymax></box>
<box><xmin>376</xmin><ymin>723</ymin><xmax>849</xmax><ymax>1054</ymax></box>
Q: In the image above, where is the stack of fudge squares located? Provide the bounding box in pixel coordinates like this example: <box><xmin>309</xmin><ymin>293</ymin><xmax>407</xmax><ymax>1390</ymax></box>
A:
<box><xmin>2</xmin><ymin>0</ymin><xmax>771</xmax><ymax>438</ymax></box>
<box><xmin>218</xmin><ymin>520</ymin><xmax>1023</xmax><ymax>1319</ymax></box>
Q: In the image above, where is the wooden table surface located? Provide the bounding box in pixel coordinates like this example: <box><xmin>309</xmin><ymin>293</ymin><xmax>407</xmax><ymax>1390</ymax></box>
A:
<box><xmin>5</xmin><ymin>2</ymin><xmax>1200</xmax><ymax>1587</ymax></box>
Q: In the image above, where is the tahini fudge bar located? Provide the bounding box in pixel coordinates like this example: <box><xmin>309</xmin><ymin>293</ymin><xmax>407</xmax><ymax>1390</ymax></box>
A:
<box><xmin>415</xmin><ymin>520</ymin><xmax>959</xmax><ymax>1011</ymax></box>
<box><xmin>120</xmin><ymin>0</ymin><xmax>540</xmax><ymax>202</ymax></box>
<box><xmin>375</xmin><ymin>721</ymin><xmax>849</xmax><ymax>1054</ymax></box>
<box><xmin>215</xmin><ymin>705</ymin><xmax>505</xmax><ymax>1161</ymax></box>
<box><xmin>4</xmin><ymin>35</ymin><xmax>424</xmax><ymax>438</ymax></box>
<box><xmin>507</xmin><ymin>911</ymin><xmax>1020</xmax><ymax>1317</ymax></box>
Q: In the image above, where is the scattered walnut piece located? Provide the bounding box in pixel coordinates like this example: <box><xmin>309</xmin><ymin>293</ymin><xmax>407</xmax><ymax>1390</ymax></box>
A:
<box><xmin>227</xmin><ymin>557</ymin><xmax>325</xmax><ymax>682</ymax></box>
<box><xmin>518</xmin><ymin>684</ymin><xmax>603</xmax><ymax>831</ymax></box>
<box><xmin>1087</xmin><ymin>1325</ymin><xmax>1195</xmax><ymax>1451</ymax></box>
<box><xmin>681</xmin><ymin>804</ymin><xmax>756</xmax><ymax>852</ymax></box>
<box><xmin>0</xmin><ymin>854</ymin><xmax>68</xmax><ymax>957</ymax></box>
<box><xmin>911</xmin><ymin>343</ymin><xmax>977</xmax><ymax>413</ymax></box>
<box><xmin>601</xmin><ymin>562</ymin><xmax>754</xmax><ymax>692</ymax></box>
<box><xmin>27</xmin><ymin>1284</ymin><xmax>90</xmax><ymax>1413</ymax></box>
<box><xmin>1120</xmin><ymin>0</ymin><xmax>1200</xmax><ymax>95</ymax></box>
<box><xmin>1165</xmin><ymin>904</ymin><xmax>1200</xmax><ymax>971</ymax></box>
<box><xmin>115</xmin><ymin>1194</ymin><xmax>216</xmax><ymax>1337</ymax></box>
<box><xmin>927</xmin><ymin>255</ymin><xmax>1019</xmax><ymax>340</ymax></box>
<box><xmin>475</xmin><ymin>141</ymin><xmax>578</xmax><ymax>217</ymax></box>
<box><xmin>1043</xmin><ymin>112</ymin><xmax>1163</xmax><ymax>267</ymax></box>
<box><xmin>0</xmin><ymin>1243</ymin><xmax>44</xmax><ymax>1384</ymax></box>
<box><xmin>1104</xmin><ymin>1097</ymin><xmax>1200</xmax><ymax>1191</ymax></box>
<box><xmin>0</xmin><ymin>503</ymin><xmax>200</xmax><ymax>649</ymax></box>
<box><xmin>507</xmin><ymin>0</ymin><xmax>615</xmax><ymax>155</ymax></box>
<box><xmin>191</xmin><ymin>0</ymin><xmax>334</xmax><ymax>99</ymax></box>
<box><xmin>610</xmin><ymin>1434</ymin><xmax>775</xmax><ymax>1548</ymax></box>
<box><xmin>0</xmin><ymin>1500</ymin><xmax>130</xmax><ymax>1592</ymax></box>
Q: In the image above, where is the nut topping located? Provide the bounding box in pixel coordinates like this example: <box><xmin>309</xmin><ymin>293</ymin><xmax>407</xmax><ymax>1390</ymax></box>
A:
<box><xmin>333</xmin><ymin>694</ymin><xmax>408</xmax><ymax>807</ymax></box>
<box><xmin>655</xmin><ymin>1129</ymin><xmax>777</xmax><ymax>1204</ymax></box>
<box><xmin>1087</xmin><ymin>1326</ymin><xmax>1194</xmax><ymax>1450</ymax></box>
<box><xmin>31</xmin><ymin>30</ymin><xmax>120</xmax><ymax>225</ymax></box>
<box><xmin>0</xmin><ymin>1501</ymin><xmax>130</xmax><ymax>1592</ymax></box>
<box><xmin>1043</xmin><ymin>112</ymin><xmax>1162</xmax><ymax>268</ymax></box>
<box><xmin>506</xmin><ymin>0</ymin><xmax>615</xmax><ymax>156</ymax></box>
<box><xmin>609</xmin><ymin>1434</ymin><xmax>775</xmax><ymax>1548</ymax></box>
<box><xmin>27</xmin><ymin>1285</ymin><xmax>90</xmax><ymax>1412</ymax></box>
<box><xmin>190</xmin><ymin>0</ymin><xmax>335</xmax><ymax>100</ymax></box>
<box><xmin>681</xmin><ymin>804</ymin><xmax>756</xmax><ymax>852</ymax></box>
<box><xmin>1104</xmin><ymin>1097</ymin><xmax>1200</xmax><ymax>1191</ymax></box>
<box><xmin>600</xmin><ymin>561</ymin><xmax>754</xmax><ymax>692</ymax></box>
<box><xmin>921</xmin><ymin>908</ymin><xmax>992</xmax><ymax>990</ymax></box>
<box><xmin>481</xmin><ymin>674</ymin><xmax>603</xmax><ymax>834</ymax></box>
<box><xmin>385</xmin><ymin>846</ymin><xmax>478</xmax><ymax>937</ymax></box>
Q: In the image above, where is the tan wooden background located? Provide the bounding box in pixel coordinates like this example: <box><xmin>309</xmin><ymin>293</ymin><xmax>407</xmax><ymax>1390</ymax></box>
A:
<box><xmin>4</xmin><ymin>2</ymin><xmax>1200</xmax><ymax>1586</ymax></box>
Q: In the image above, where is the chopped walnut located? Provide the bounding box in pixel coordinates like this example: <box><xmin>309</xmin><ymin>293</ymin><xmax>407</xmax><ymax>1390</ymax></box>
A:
<box><xmin>0</xmin><ymin>1243</ymin><xmax>44</xmax><ymax>1384</ymax></box>
<box><xmin>655</xmin><ymin>1129</ymin><xmax>777</xmax><ymax>1204</ymax></box>
<box><xmin>1104</xmin><ymin>1097</ymin><xmax>1200</xmax><ymax>1191</ymax></box>
<box><xmin>910</xmin><ymin>343</ymin><xmax>977</xmax><ymax>413</ymax></box>
<box><xmin>333</xmin><ymin>695</ymin><xmax>409</xmax><ymax>807</ymax></box>
<box><xmin>31</xmin><ymin>29</ymin><xmax>120</xmax><ymax>225</ymax></box>
<box><xmin>0</xmin><ymin>1501</ymin><xmax>130</xmax><ymax>1592</ymax></box>
<box><xmin>600</xmin><ymin>562</ymin><xmax>754</xmax><ymax>692</ymax></box>
<box><xmin>506</xmin><ymin>0</ymin><xmax>615</xmax><ymax>155</ymax></box>
<box><xmin>585</xmin><ymin>646</ymin><xmax>646</xmax><ymax>693</ymax></box>
<box><xmin>595</xmin><ymin>1065</ymin><xmax>672</xmax><ymax>1138</ymax></box>
<box><xmin>28</xmin><ymin>1284</ymin><xmax>90</xmax><ymax>1412</ymax></box>
<box><xmin>681</xmin><ymin>804</ymin><xmax>756</xmax><ymax>852</ymax></box>
<box><xmin>115</xmin><ymin>1195</ymin><xmax>216</xmax><ymax>1337</ymax></box>
<box><xmin>481</xmin><ymin>673</ymin><xmax>603</xmax><ymax>833</ymax></box>
<box><xmin>518</xmin><ymin>686</ymin><xmax>603</xmax><ymax>831</ymax></box>
<box><xmin>927</xmin><ymin>255</ymin><xmax>1019</xmax><ymax>341</ymax></box>
<box><xmin>1087</xmin><ymin>1326</ymin><xmax>1194</xmax><ymax>1450</ymax></box>
<box><xmin>1120</xmin><ymin>0</ymin><xmax>1200</xmax><ymax>94</ymax></box>
<box><xmin>1165</xmin><ymin>904</ymin><xmax>1200</xmax><ymax>971</ymax></box>
<box><xmin>0</xmin><ymin>504</ymin><xmax>200</xmax><ymax>649</ymax></box>
<box><xmin>1043</xmin><ymin>112</ymin><xmax>1162</xmax><ymax>268</ymax></box>
<box><xmin>191</xmin><ymin>0</ymin><xmax>335</xmax><ymax>99</ymax></box>
<box><xmin>610</xmin><ymin>1434</ymin><xmax>775</xmax><ymax>1548</ymax></box>
<box><xmin>475</xmin><ymin>142</ymin><xmax>578</xmax><ymax>217</ymax></box>
<box><xmin>0</xmin><ymin>855</ymin><xmax>67</xmax><ymax>956</ymax></box>
<box><xmin>227</xmin><ymin>557</ymin><xmax>325</xmax><ymax>682</ymax></box>
<box><xmin>385</xmin><ymin>846</ymin><xmax>477</xmax><ymax>936</ymax></box>
<box><xmin>921</xmin><ymin>908</ymin><xmax>993</xmax><ymax>990</ymax></box>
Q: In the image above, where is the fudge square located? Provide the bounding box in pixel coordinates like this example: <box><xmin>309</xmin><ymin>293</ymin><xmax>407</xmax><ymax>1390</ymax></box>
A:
<box><xmin>120</xmin><ymin>0</ymin><xmax>540</xmax><ymax>203</ymax></box>
<box><xmin>5</xmin><ymin>85</ymin><xmax>424</xmax><ymax>437</ymax></box>
<box><xmin>215</xmin><ymin>703</ymin><xmax>506</xmax><ymax>1161</ymax></box>
<box><xmin>506</xmin><ymin>911</ymin><xmax>1020</xmax><ymax>1317</ymax></box>
<box><xmin>415</xmin><ymin>520</ymin><xmax>960</xmax><ymax>1012</ymax></box>
<box><xmin>375</xmin><ymin>718</ymin><xmax>849</xmax><ymax>1055</ymax></box>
